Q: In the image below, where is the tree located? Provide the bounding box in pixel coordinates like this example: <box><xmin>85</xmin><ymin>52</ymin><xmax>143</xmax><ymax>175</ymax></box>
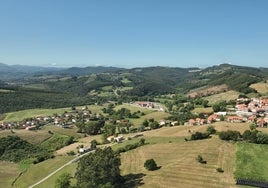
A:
<box><xmin>207</xmin><ymin>126</ymin><xmax>216</xmax><ymax>135</ymax></box>
<box><xmin>76</xmin><ymin>147</ymin><xmax>122</xmax><ymax>188</ymax></box>
<box><xmin>55</xmin><ymin>173</ymin><xmax>72</xmax><ymax>188</ymax></box>
<box><xmin>90</xmin><ymin>139</ymin><xmax>98</xmax><ymax>149</ymax></box>
<box><xmin>144</xmin><ymin>158</ymin><xmax>158</xmax><ymax>171</ymax></box>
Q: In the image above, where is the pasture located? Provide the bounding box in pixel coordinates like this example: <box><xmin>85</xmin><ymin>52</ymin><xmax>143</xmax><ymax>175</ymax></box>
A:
<box><xmin>0</xmin><ymin>161</ymin><xmax>19</xmax><ymax>188</ymax></box>
<box><xmin>13</xmin><ymin>156</ymin><xmax>74</xmax><ymax>188</ymax></box>
<box><xmin>204</xmin><ymin>90</ymin><xmax>239</xmax><ymax>104</ymax></box>
<box><xmin>235</xmin><ymin>142</ymin><xmax>268</xmax><ymax>181</ymax></box>
<box><xmin>250</xmin><ymin>82</ymin><xmax>268</xmax><ymax>95</ymax></box>
<box><xmin>0</xmin><ymin>129</ymin><xmax>52</xmax><ymax>145</ymax></box>
<box><xmin>120</xmin><ymin>136</ymin><xmax>237</xmax><ymax>188</ymax></box>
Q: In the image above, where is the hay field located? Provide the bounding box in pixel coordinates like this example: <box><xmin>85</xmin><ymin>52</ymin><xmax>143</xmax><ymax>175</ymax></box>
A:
<box><xmin>120</xmin><ymin>136</ymin><xmax>237</xmax><ymax>188</ymax></box>
<box><xmin>250</xmin><ymin>82</ymin><xmax>268</xmax><ymax>94</ymax></box>
<box><xmin>204</xmin><ymin>90</ymin><xmax>240</xmax><ymax>104</ymax></box>
<box><xmin>0</xmin><ymin>129</ymin><xmax>52</xmax><ymax>145</ymax></box>
<box><xmin>0</xmin><ymin>161</ymin><xmax>19</xmax><ymax>188</ymax></box>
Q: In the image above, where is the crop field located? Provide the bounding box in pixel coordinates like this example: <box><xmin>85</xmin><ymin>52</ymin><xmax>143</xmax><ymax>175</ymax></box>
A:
<box><xmin>204</xmin><ymin>90</ymin><xmax>240</xmax><ymax>104</ymax></box>
<box><xmin>120</xmin><ymin>136</ymin><xmax>237</xmax><ymax>188</ymax></box>
<box><xmin>250</xmin><ymin>82</ymin><xmax>268</xmax><ymax>94</ymax></box>
<box><xmin>235</xmin><ymin>142</ymin><xmax>268</xmax><ymax>181</ymax></box>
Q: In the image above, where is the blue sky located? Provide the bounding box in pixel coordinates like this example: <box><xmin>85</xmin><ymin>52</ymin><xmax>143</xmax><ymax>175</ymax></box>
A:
<box><xmin>0</xmin><ymin>0</ymin><xmax>268</xmax><ymax>68</ymax></box>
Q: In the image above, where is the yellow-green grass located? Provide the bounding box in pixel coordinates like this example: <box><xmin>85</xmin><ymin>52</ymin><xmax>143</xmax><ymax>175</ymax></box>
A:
<box><xmin>0</xmin><ymin>89</ymin><xmax>14</xmax><ymax>92</ymax></box>
<box><xmin>41</xmin><ymin>125</ymin><xmax>83</xmax><ymax>139</ymax></box>
<box><xmin>192</xmin><ymin>107</ymin><xmax>214</xmax><ymax>114</ymax></box>
<box><xmin>0</xmin><ymin>161</ymin><xmax>20</xmax><ymax>188</ymax></box>
<box><xmin>235</xmin><ymin>142</ymin><xmax>268</xmax><ymax>181</ymax></box>
<box><xmin>0</xmin><ymin>129</ymin><xmax>52</xmax><ymax>145</ymax></box>
<box><xmin>121</xmin><ymin>78</ymin><xmax>132</xmax><ymax>83</ymax></box>
<box><xmin>13</xmin><ymin>155</ymin><xmax>74</xmax><ymax>188</ymax></box>
<box><xmin>204</xmin><ymin>90</ymin><xmax>240</xmax><ymax>104</ymax></box>
<box><xmin>101</xmin><ymin>85</ymin><xmax>113</xmax><ymax>91</ymax></box>
<box><xmin>120</xmin><ymin>136</ymin><xmax>236</xmax><ymax>188</ymax></box>
<box><xmin>118</xmin><ymin>86</ymin><xmax>133</xmax><ymax>91</ymax></box>
<box><xmin>115</xmin><ymin>104</ymin><xmax>154</xmax><ymax>114</ymax></box>
<box><xmin>3</xmin><ymin>108</ymin><xmax>71</xmax><ymax>122</ymax></box>
<box><xmin>3</xmin><ymin>104</ymin><xmax>106</xmax><ymax>122</ymax></box>
<box><xmin>250</xmin><ymin>82</ymin><xmax>268</xmax><ymax>94</ymax></box>
<box><xmin>130</xmin><ymin>111</ymin><xmax>170</xmax><ymax>127</ymax></box>
<box><xmin>35</xmin><ymin>163</ymin><xmax>77</xmax><ymax>188</ymax></box>
<box><xmin>23</xmin><ymin>84</ymin><xmax>48</xmax><ymax>90</ymax></box>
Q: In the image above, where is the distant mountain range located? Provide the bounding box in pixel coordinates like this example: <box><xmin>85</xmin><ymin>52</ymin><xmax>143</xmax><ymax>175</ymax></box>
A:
<box><xmin>0</xmin><ymin>63</ymin><xmax>124</xmax><ymax>81</ymax></box>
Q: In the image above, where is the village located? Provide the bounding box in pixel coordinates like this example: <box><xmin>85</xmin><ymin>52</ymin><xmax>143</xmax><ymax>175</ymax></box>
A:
<box><xmin>1</xmin><ymin>97</ymin><xmax>268</xmax><ymax>133</ymax></box>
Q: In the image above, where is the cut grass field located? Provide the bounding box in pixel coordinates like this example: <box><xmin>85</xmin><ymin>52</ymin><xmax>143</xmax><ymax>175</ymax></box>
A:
<box><xmin>235</xmin><ymin>142</ymin><xmax>268</xmax><ymax>181</ymax></box>
<box><xmin>204</xmin><ymin>90</ymin><xmax>240</xmax><ymax>104</ymax></box>
<box><xmin>3</xmin><ymin>104</ymin><xmax>107</xmax><ymax>122</ymax></box>
<box><xmin>13</xmin><ymin>155</ymin><xmax>74</xmax><ymax>188</ymax></box>
<box><xmin>7</xmin><ymin>121</ymin><xmax>268</xmax><ymax>188</ymax></box>
<box><xmin>120</xmin><ymin>136</ymin><xmax>237</xmax><ymax>188</ymax></box>
<box><xmin>0</xmin><ymin>161</ymin><xmax>19</xmax><ymax>188</ymax></box>
<box><xmin>0</xmin><ymin>129</ymin><xmax>52</xmax><ymax>145</ymax></box>
<box><xmin>250</xmin><ymin>82</ymin><xmax>268</xmax><ymax>94</ymax></box>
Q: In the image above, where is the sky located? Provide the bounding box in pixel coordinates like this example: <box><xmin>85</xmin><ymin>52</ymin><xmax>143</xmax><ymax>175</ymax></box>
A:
<box><xmin>0</xmin><ymin>0</ymin><xmax>268</xmax><ymax>68</ymax></box>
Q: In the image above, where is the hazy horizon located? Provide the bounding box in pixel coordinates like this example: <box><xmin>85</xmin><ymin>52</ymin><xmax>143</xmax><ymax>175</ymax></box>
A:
<box><xmin>1</xmin><ymin>0</ymin><xmax>268</xmax><ymax>68</ymax></box>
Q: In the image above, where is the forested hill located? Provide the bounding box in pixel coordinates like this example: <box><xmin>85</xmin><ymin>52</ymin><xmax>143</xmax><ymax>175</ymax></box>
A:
<box><xmin>0</xmin><ymin>63</ymin><xmax>268</xmax><ymax>113</ymax></box>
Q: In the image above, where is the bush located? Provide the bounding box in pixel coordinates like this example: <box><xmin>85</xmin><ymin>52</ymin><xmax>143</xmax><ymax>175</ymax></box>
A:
<box><xmin>216</xmin><ymin>167</ymin><xmax>224</xmax><ymax>173</ymax></box>
<box><xmin>196</xmin><ymin>155</ymin><xmax>207</xmax><ymax>164</ymax></box>
<box><xmin>144</xmin><ymin>158</ymin><xmax>158</xmax><ymax>171</ymax></box>
<box><xmin>190</xmin><ymin>132</ymin><xmax>210</xmax><ymax>140</ymax></box>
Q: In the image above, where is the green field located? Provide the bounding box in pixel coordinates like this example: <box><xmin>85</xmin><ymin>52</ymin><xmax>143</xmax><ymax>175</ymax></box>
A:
<box><xmin>204</xmin><ymin>90</ymin><xmax>240</xmax><ymax>104</ymax></box>
<box><xmin>13</xmin><ymin>156</ymin><xmax>74</xmax><ymax>188</ymax></box>
<box><xmin>235</xmin><ymin>142</ymin><xmax>268</xmax><ymax>181</ymax></box>
<box><xmin>3</xmin><ymin>104</ymin><xmax>106</xmax><ymax>122</ymax></box>
<box><xmin>120</xmin><ymin>136</ymin><xmax>236</xmax><ymax>188</ymax></box>
<box><xmin>0</xmin><ymin>161</ymin><xmax>19</xmax><ymax>188</ymax></box>
<box><xmin>0</xmin><ymin>129</ymin><xmax>52</xmax><ymax>145</ymax></box>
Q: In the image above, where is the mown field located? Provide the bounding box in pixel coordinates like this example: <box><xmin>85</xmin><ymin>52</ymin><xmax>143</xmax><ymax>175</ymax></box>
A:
<box><xmin>3</xmin><ymin>104</ymin><xmax>107</xmax><ymax>122</ymax></box>
<box><xmin>2</xmin><ymin>119</ymin><xmax>268</xmax><ymax>187</ymax></box>
<box><xmin>204</xmin><ymin>90</ymin><xmax>240</xmax><ymax>104</ymax></box>
<box><xmin>250</xmin><ymin>82</ymin><xmax>268</xmax><ymax>95</ymax></box>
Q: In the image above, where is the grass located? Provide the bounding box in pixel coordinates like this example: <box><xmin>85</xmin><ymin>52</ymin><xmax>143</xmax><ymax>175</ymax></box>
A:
<box><xmin>13</xmin><ymin>155</ymin><xmax>74</xmax><ymax>188</ymax></box>
<box><xmin>115</xmin><ymin>103</ymin><xmax>154</xmax><ymax>114</ymax></box>
<box><xmin>0</xmin><ymin>129</ymin><xmax>52</xmax><ymax>145</ymax></box>
<box><xmin>204</xmin><ymin>90</ymin><xmax>240</xmax><ymax>104</ymax></box>
<box><xmin>235</xmin><ymin>142</ymin><xmax>268</xmax><ymax>181</ymax></box>
<box><xmin>192</xmin><ymin>107</ymin><xmax>214</xmax><ymax>114</ymax></box>
<box><xmin>0</xmin><ymin>161</ymin><xmax>19</xmax><ymax>188</ymax></box>
<box><xmin>41</xmin><ymin>125</ymin><xmax>83</xmax><ymax>139</ymax></box>
<box><xmin>120</xmin><ymin>136</ymin><xmax>236</xmax><ymax>188</ymax></box>
<box><xmin>130</xmin><ymin>111</ymin><xmax>170</xmax><ymax>127</ymax></box>
<box><xmin>0</xmin><ymin>89</ymin><xmax>14</xmax><ymax>93</ymax></box>
<box><xmin>250</xmin><ymin>82</ymin><xmax>268</xmax><ymax>94</ymax></box>
<box><xmin>3</xmin><ymin>104</ymin><xmax>107</xmax><ymax>122</ymax></box>
<box><xmin>23</xmin><ymin>84</ymin><xmax>48</xmax><ymax>90</ymax></box>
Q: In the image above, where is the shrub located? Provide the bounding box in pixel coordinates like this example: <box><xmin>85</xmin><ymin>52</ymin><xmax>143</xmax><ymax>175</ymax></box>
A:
<box><xmin>216</xmin><ymin>167</ymin><xmax>224</xmax><ymax>173</ymax></box>
<box><xmin>196</xmin><ymin>155</ymin><xmax>207</xmax><ymax>164</ymax></box>
<box><xmin>144</xmin><ymin>158</ymin><xmax>158</xmax><ymax>171</ymax></box>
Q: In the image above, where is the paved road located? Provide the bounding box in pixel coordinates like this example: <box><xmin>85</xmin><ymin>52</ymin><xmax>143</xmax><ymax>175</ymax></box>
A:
<box><xmin>28</xmin><ymin>150</ymin><xmax>94</xmax><ymax>188</ymax></box>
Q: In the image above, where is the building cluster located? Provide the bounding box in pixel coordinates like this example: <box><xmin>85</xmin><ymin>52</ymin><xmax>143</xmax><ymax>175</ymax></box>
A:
<box><xmin>0</xmin><ymin>107</ymin><xmax>101</xmax><ymax>130</ymax></box>
<box><xmin>187</xmin><ymin>97</ymin><xmax>268</xmax><ymax>127</ymax></box>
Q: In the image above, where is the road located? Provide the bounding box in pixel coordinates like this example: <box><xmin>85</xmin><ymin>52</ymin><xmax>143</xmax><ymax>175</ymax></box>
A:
<box><xmin>28</xmin><ymin>150</ymin><xmax>94</xmax><ymax>188</ymax></box>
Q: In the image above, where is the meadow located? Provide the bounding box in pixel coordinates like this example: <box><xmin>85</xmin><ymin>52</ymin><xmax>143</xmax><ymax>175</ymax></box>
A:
<box><xmin>250</xmin><ymin>81</ymin><xmax>268</xmax><ymax>95</ymax></box>
<box><xmin>235</xmin><ymin>142</ymin><xmax>268</xmax><ymax>181</ymax></box>
<box><xmin>204</xmin><ymin>90</ymin><xmax>240</xmax><ymax>104</ymax></box>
